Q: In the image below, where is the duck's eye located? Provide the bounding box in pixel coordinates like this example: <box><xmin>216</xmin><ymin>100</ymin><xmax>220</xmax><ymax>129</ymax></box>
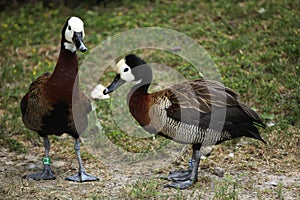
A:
<box><xmin>68</xmin><ymin>25</ymin><xmax>71</xmax><ymax>30</ymax></box>
<box><xmin>123</xmin><ymin>68</ymin><xmax>129</xmax><ymax>72</ymax></box>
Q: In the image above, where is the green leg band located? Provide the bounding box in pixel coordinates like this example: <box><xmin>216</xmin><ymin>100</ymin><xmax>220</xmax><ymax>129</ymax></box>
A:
<box><xmin>43</xmin><ymin>157</ymin><xmax>51</xmax><ymax>165</ymax></box>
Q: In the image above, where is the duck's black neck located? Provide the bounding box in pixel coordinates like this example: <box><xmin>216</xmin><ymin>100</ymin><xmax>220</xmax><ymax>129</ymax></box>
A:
<box><xmin>131</xmin><ymin>65</ymin><xmax>153</xmax><ymax>95</ymax></box>
<box><xmin>131</xmin><ymin>82</ymin><xmax>151</xmax><ymax>95</ymax></box>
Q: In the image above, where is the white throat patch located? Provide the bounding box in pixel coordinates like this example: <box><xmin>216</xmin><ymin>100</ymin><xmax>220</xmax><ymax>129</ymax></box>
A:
<box><xmin>64</xmin><ymin>42</ymin><xmax>76</xmax><ymax>52</ymax></box>
<box><xmin>116</xmin><ymin>58</ymin><xmax>135</xmax><ymax>82</ymax></box>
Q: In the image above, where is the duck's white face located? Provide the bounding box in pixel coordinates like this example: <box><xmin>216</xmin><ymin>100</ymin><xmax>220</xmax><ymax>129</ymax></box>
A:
<box><xmin>65</xmin><ymin>17</ymin><xmax>85</xmax><ymax>42</ymax></box>
<box><xmin>103</xmin><ymin>55</ymin><xmax>151</xmax><ymax>95</ymax></box>
<box><xmin>116</xmin><ymin>58</ymin><xmax>135</xmax><ymax>82</ymax></box>
<box><xmin>64</xmin><ymin>17</ymin><xmax>87</xmax><ymax>52</ymax></box>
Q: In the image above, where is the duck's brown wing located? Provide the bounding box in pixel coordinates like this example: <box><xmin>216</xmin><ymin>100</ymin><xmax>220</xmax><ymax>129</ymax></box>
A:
<box><xmin>20</xmin><ymin>72</ymin><xmax>52</xmax><ymax>132</ymax></box>
<box><xmin>156</xmin><ymin>79</ymin><xmax>264</xmax><ymax>130</ymax></box>
<box><xmin>21</xmin><ymin>72</ymin><xmax>51</xmax><ymax>115</ymax></box>
<box><xmin>204</xmin><ymin>80</ymin><xmax>265</xmax><ymax>128</ymax></box>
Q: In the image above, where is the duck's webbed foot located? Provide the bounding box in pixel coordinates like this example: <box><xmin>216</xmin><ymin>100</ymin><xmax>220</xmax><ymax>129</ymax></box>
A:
<box><xmin>66</xmin><ymin>170</ymin><xmax>99</xmax><ymax>182</ymax></box>
<box><xmin>165</xmin><ymin>144</ymin><xmax>201</xmax><ymax>190</ymax></box>
<box><xmin>23</xmin><ymin>164</ymin><xmax>55</xmax><ymax>180</ymax></box>
<box><xmin>168</xmin><ymin>169</ymin><xmax>192</xmax><ymax>181</ymax></box>
<box><xmin>165</xmin><ymin>179</ymin><xmax>195</xmax><ymax>190</ymax></box>
<box><xmin>167</xmin><ymin>158</ymin><xmax>194</xmax><ymax>181</ymax></box>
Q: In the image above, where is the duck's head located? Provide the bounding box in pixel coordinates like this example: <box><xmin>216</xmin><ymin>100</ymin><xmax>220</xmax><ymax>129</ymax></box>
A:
<box><xmin>104</xmin><ymin>54</ymin><xmax>152</xmax><ymax>95</ymax></box>
<box><xmin>62</xmin><ymin>16</ymin><xmax>87</xmax><ymax>53</ymax></box>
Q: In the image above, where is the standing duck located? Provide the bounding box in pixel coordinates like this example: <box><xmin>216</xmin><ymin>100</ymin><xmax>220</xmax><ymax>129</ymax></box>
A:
<box><xmin>103</xmin><ymin>54</ymin><xmax>266</xmax><ymax>189</ymax></box>
<box><xmin>21</xmin><ymin>17</ymin><xmax>98</xmax><ymax>182</ymax></box>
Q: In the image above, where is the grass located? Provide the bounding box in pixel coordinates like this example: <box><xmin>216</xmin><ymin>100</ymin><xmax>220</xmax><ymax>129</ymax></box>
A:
<box><xmin>0</xmin><ymin>0</ymin><xmax>299</xmax><ymax>199</ymax></box>
<box><xmin>213</xmin><ymin>174</ymin><xmax>240</xmax><ymax>200</ymax></box>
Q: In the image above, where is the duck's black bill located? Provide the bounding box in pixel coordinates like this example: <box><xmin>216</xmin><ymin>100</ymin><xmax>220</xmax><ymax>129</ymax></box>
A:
<box><xmin>103</xmin><ymin>74</ymin><xmax>125</xmax><ymax>95</ymax></box>
<box><xmin>73</xmin><ymin>32</ymin><xmax>87</xmax><ymax>52</ymax></box>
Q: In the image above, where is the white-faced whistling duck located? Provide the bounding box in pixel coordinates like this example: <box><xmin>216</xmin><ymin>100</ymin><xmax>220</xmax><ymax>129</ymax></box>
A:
<box><xmin>103</xmin><ymin>54</ymin><xmax>266</xmax><ymax>189</ymax></box>
<box><xmin>20</xmin><ymin>17</ymin><xmax>99</xmax><ymax>182</ymax></box>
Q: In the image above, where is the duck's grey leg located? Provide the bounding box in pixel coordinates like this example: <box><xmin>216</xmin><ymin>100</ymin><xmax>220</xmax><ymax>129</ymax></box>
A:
<box><xmin>65</xmin><ymin>138</ymin><xmax>99</xmax><ymax>182</ymax></box>
<box><xmin>23</xmin><ymin>135</ymin><xmax>56</xmax><ymax>180</ymax></box>
<box><xmin>167</xmin><ymin>145</ymin><xmax>199</xmax><ymax>181</ymax></box>
<box><xmin>166</xmin><ymin>144</ymin><xmax>201</xmax><ymax>189</ymax></box>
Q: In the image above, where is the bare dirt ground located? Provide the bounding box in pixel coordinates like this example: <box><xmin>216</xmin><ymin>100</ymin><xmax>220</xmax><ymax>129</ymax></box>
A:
<box><xmin>0</xmin><ymin>135</ymin><xmax>299</xmax><ymax>200</ymax></box>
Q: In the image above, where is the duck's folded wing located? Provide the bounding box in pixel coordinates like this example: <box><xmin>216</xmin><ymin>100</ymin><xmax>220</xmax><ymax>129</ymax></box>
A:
<box><xmin>161</xmin><ymin>79</ymin><xmax>244</xmax><ymax>130</ymax></box>
<box><xmin>21</xmin><ymin>72</ymin><xmax>51</xmax><ymax>115</ymax></box>
<box><xmin>28</xmin><ymin>72</ymin><xmax>51</xmax><ymax>92</ymax></box>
